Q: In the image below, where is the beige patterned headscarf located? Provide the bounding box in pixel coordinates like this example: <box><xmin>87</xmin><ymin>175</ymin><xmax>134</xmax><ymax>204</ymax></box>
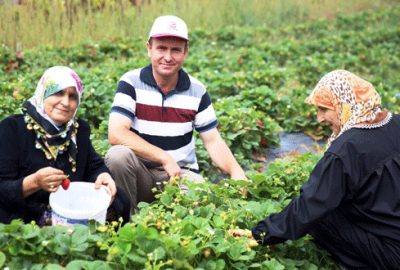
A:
<box><xmin>305</xmin><ymin>70</ymin><xmax>390</xmax><ymax>149</ymax></box>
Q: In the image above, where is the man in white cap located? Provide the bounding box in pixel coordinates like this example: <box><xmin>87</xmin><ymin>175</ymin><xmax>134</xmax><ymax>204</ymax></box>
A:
<box><xmin>105</xmin><ymin>15</ymin><xmax>247</xmax><ymax>214</ymax></box>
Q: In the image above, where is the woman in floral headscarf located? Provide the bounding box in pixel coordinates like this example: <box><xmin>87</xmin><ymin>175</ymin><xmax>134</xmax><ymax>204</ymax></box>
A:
<box><xmin>0</xmin><ymin>66</ymin><xmax>130</xmax><ymax>225</ymax></box>
<box><xmin>252</xmin><ymin>70</ymin><xmax>400</xmax><ymax>269</ymax></box>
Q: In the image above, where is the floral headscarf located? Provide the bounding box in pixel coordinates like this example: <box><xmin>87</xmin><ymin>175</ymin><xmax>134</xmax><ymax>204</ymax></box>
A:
<box><xmin>305</xmin><ymin>70</ymin><xmax>391</xmax><ymax>149</ymax></box>
<box><xmin>21</xmin><ymin>66</ymin><xmax>83</xmax><ymax>172</ymax></box>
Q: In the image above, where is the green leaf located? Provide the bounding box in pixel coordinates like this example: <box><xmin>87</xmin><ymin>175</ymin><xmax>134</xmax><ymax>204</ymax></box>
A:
<box><xmin>194</xmin><ymin>217</ymin><xmax>209</xmax><ymax>229</ymax></box>
<box><xmin>135</xmin><ymin>238</ymin><xmax>161</xmax><ymax>255</ymax></box>
<box><xmin>71</xmin><ymin>226</ymin><xmax>89</xmax><ymax>245</ymax></box>
<box><xmin>215</xmin><ymin>259</ymin><xmax>226</xmax><ymax>270</ymax></box>
<box><xmin>262</xmin><ymin>260</ymin><xmax>285</xmax><ymax>270</ymax></box>
<box><xmin>0</xmin><ymin>251</ymin><xmax>5</xmax><ymax>267</ymax></box>
<box><xmin>205</xmin><ymin>260</ymin><xmax>216</xmax><ymax>270</ymax></box>
<box><xmin>137</xmin><ymin>202</ymin><xmax>149</xmax><ymax>208</ymax></box>
<box><xmin>125</xmin><ymin>250</ymin><xmax>148</xmax><ymax>264</ymax></box>
<box><xmin>160</xmin><ymin>193</ymin><xmax>172</xmax><ymax>207</ymax></box>
<box><xmin>228</xmin><ymin>243</ymin><xmax>243</xmax><ymax>261</ymax></box>
<box><xmin>306</xmin><ymin>263</ymin><xmax>319</xmax><ymax>270</ymax></box>
<box><xmin>44</xmin><ymin>264</ymin><xmax>65</xmax><ymax>270</ymax></box>
<box><xmin>154</xmin><ymin>246</ymin><xmax>166</xmax><ymax>260</ymax></box>
<box><xmin>73</xmin><ymin>242</ymin><xmax>89</xmax><ymax>252</ymax></box>
<box><xmin>66</xmin><ymin>260</ymin><xmax>113</xmax><ymax>270</ymax></box>
<box><xmin>249</xmin><ymin>263</ymin><xmax>262</xmax><ymax>268</ymax></box>
<box><xmin>116</xmin><ymin>241</ymin><xmax>132</xmax><ymax>254</ymax></box>
<box><xmin>31</xmin><ymin>264</ymin><xmax>46</xmax><ymax>270</ymax></box>
<box><xmin>212</xmin><ymin>216</ymin><xmax>225</xmax><ymax>228</ymax></box>
<box><xmin>143</xmin><ymin>227</ymin><xmax>159</xmax><ymax>240</ymax></box>
<box><xmin>266</xmin><ymin>162</ymin><xmax>280</xmax><ymax>171</ymax></box>
<box><xmin>181</xmin><ymin>223</ymin><xmax>197</xmax><ymax>236</ymax></box>
<box><xmin>55</xmin><ymin>246</ymin><xmax>70</xmax><ymax>255</ymax></box>
<box><xmin>118</xmin><ymin>226</ymin><xmax>137</xmax><ymax>241</ymax></box>
<box><xmin>9</xmin><ymin>245</ymin><xmax>19</xmax><ymax>256</ymax></box>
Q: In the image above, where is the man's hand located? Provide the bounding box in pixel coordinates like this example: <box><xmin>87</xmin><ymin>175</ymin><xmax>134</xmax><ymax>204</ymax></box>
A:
<box><xmin>161</xmin><ymin>153</ymin><xmax>181</xmax><ymax>184</ymax></box>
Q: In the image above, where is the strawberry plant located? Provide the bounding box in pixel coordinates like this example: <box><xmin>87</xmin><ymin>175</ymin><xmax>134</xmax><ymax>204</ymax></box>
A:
<box><xmin>0</xmin><ymin>152</ymin><xmax>338</xmax><ymax>269</ymax></box>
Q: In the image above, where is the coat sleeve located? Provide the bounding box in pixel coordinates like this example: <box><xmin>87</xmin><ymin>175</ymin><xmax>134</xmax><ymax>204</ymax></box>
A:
<box><xmin>252</xmin><ymin>153</ymin><xmax>349</xmax><ymax>245</ymax></box>
<box><xmin>79</xmin><ymin>119</ymin><xmax>110</xmax><ymax>183</ymax></box>
<box><xmin>0</xmin><ymin>117</ymin><xmax>29</xmax><ymax>211</ymax></box>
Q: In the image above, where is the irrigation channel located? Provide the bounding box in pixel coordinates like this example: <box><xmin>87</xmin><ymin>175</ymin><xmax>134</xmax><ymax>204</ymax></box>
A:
<box><xmin>211</xmin><ymin>132</ymin><xmax>326</xmax><ymax>183</ymax></box>
<box><xmin>261</xmin><ymin>132</ymin><xmax>326</xmax><ymax>167</ymax></box>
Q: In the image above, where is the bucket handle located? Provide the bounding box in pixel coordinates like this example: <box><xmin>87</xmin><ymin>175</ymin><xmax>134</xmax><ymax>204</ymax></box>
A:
<box><xmin>100</xmin><ymin>185</ymin><xmax>112</xmax><ymax>205</ymax></box>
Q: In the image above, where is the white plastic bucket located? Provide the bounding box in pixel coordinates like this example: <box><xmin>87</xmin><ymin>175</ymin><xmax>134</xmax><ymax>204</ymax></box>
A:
<box><xmin>49</xmin><ymin>181</ymin><xmax>111</xmax><ymax>226</ymax></box>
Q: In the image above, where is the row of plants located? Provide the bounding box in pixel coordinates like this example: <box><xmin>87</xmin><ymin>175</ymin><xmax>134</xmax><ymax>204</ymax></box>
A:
<box><xmin>1</xmin><ymin>152</ymin><xmax>340</xmax><ymax>269</ymax></box>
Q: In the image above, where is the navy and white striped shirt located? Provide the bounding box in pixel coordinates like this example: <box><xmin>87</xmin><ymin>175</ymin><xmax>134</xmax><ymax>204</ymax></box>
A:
<box><xmin>110</xmin><ymin>64</ymin><xmax>218</xmax><ymax>171</ymax></box>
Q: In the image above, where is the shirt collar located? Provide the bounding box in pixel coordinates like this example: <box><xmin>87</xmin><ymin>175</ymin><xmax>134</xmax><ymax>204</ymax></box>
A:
<box><xmin>140</xmin><ymin>64</ymin><xmax>191</xmax><ymax>92</ymax></box>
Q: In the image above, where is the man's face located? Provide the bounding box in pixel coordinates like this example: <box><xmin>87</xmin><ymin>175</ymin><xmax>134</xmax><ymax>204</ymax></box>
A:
<box><xmin>317</xmin><ymin>106</ymin><xmax>340</xmax><ymax>135</ymax></box>
<box><xmin>147</xmin><ymin>37</ymin><xmax>188</xmax><ymax>81</ymax></box>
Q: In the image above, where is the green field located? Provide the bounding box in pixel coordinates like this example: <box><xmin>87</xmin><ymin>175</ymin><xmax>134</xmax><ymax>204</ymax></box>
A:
<box><xmin>1</xmin><ymin>0</ymin><xmax>399</xmax><ymax>51</ymax></box>
<box><xmin>0</xmin><ymin>1</ymin><xmax>400</xmax><ymax>269</ymax></box>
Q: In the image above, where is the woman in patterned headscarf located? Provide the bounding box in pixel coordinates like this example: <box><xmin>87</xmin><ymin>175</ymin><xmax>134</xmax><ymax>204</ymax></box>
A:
<box><xmin>0</xmin><ymin>66</ymin><xmax>130</xmax><ymax>225</ymax></box>
<box><xmin>252</xmin><ymin>70</ymin><xmax>400</xmax><ymax>269</ymax></box>
<box><xmin>305</xmin><ymin>69</ymin><xmax>391</xmax><ymax>150</ymax></box>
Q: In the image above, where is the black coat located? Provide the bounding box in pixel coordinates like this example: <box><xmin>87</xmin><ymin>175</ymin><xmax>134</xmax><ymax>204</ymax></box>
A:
<box><xmin>253</xmin><ymin>114</ymin><xmax>400</xmax><ymax>247</ymax></box>
<box><xmin>0</xmin><ymin>114</ymin><xmax>111</xmax><ymax>223</ymax></box>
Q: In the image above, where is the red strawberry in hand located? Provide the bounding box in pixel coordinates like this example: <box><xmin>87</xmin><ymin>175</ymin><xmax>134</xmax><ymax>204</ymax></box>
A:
<box><xmin>62</xmin><ymin>178</ymin><xmax>70</xmax><ymax>190</ymax></box>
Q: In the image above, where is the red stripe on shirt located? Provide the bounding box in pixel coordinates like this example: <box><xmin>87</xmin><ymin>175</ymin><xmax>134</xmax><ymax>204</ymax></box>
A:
<box><xmin>136</xmin><ymin>103</ymin><xmax>196</xmax><ymax>123</ymax></box>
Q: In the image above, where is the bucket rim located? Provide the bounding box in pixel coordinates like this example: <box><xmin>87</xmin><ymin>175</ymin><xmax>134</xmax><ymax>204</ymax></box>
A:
<box><xmin>49</xmin><ymin>181</ymin><xmax>111</xmax><ymax>220</ymax></box>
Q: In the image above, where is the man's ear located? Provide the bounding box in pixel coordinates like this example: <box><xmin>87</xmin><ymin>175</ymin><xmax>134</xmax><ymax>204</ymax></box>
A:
<box><xmin>183</xmin><ymin>45</ymin><xmax>189</xmax><ymax>61</ymax></box>
<box><xmin>147</xmin><ymin>42</ymin><xmax>151</xmax><ymax>58</ymax></box>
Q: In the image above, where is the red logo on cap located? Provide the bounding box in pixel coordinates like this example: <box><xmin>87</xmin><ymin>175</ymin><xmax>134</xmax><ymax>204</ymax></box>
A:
<box><xmin>170</xmin><ymin>21</ymin><xmax>177</xmax><ymax>29</ymax></box>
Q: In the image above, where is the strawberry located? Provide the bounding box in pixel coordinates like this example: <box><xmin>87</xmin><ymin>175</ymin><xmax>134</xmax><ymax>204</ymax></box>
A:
<box><xmin>261</xmin><ymin>139</ymin><xmax>267</xmax><ymax>145</ymax></box>
<box><xmin>204</xmin><ymin>249</ymin><xmax>211</xmax><ymax>258</ymax></box>
<box><xmin>62</xmin><ymin>178</ymin><xmax>70</xmax><ymax>190</ymax></box>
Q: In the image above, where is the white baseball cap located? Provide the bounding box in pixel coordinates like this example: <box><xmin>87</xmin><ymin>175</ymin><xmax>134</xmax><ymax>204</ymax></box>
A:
<box><xmin>148</xmin><ymin>15</ymin><xmax>189</xmax><ymax>41</ymax></box>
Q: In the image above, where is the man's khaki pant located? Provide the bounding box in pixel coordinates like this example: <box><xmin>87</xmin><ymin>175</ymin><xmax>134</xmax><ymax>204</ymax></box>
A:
<box><xmin>105</xmin><ymin>145</ymin><xmax>204</xmax><ymax>217</ymax></box>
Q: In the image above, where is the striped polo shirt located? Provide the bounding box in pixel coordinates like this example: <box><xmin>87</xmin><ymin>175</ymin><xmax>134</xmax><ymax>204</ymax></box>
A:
<box><xmin>110</xmin><ymin>64</ymin><xmax>218</xmax><ymax>171</ymax></box>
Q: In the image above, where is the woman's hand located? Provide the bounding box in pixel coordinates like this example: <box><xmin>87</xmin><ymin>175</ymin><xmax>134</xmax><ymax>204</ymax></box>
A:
<box><xmin>228</xmin><ymin>228</ymin><xmax>252</xmax><ymax>237</ymax></box>
<box><xmin>94</xmin><ymin>172</ymin><xmax>116</xmax><ymax>205</ymax></box>
<box><xmin>23</xmin><ymin>167</ymin><xmax>66</xmax><ymax>198</ymax></box>
<box><xmin>228</xmin><ymin>228</ymin><xmax>260</xmax><ymax>249</ymax></box>
<box><xmin>34</xmin><ymin>167</ymin><xmax>66</xmax><ymax>192</ymax></box>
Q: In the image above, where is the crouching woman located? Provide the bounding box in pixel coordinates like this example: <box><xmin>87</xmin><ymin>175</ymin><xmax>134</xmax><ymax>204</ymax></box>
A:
<box><xmin>0</xmin><ymin>66</ymin><xmax>130</xmax><ymax>226</ymax></box>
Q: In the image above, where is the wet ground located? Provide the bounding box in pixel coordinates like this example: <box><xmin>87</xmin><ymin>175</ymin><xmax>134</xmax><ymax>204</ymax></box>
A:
<box><xmin>212</xmin><ymin>132</ymin><xmax>326</xmax><ymax>182</ymax></box>
<box><xmin>261</xmin><ymin>132</ymin><xmax>326</xmax><ymax>167</ymax></box>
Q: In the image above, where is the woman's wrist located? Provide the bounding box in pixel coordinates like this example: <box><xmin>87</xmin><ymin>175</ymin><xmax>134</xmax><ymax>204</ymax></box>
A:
<box><xmin>22</xmin><ymin>173</ymin><xmax>40</xmax><ymax>198</ymax></box>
